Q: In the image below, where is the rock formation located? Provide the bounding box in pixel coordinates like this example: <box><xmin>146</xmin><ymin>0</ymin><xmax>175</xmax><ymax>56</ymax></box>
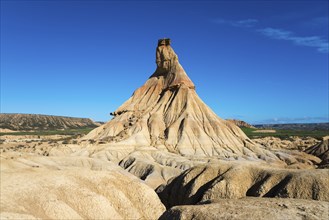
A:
<box><xmin>253</xmin><ymin>136</ymin><xmax>320</xmax><ymax>151</ymax></box>
<box><xmin>159</xmin><ymin>198</ymin><xmax>329</xmax><ymax>220</ymax></box>
<box><xmin>226</xmin><ymin>119</ymin><xmax>256</xmax><ymax>129</ymax></box>
<box><xmin>117</xmin><ymin>149</ymin><xmax>210</xmax><ymax>189</ymax></box>
<box><xmin>157</xmin><ymin>161</ymin><xmax>329</xmax><ymax>208</ymax></box>
<box><xmin>305</xmin><ymin>136</ymin><xmax>329</xmax><ymax>168</ymax></box>
<box><xmin>0</xmin><ymin>113</ymin><xmax>101</xmax><ymax>131</ymax></box>
<box><xmin>0</xmin><ymin>155</ymin><xmax>165</xmax><ymax>219</ymax></box>
<box><xmin>83</xmin><ymin>39</ymin><xmax>277</xmax><ymax>160</ymax></box>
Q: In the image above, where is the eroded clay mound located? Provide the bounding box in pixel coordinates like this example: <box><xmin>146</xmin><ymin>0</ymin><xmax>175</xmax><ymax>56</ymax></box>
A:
<box><xmin>305</xmin><ymin>136</ymin><xmax>329</xmax><ymax>168</ymax></box>
<box><xmin>159</xmin><ymin>198</ymin><xmax>329</xmax><ymax>220</ymax></box>
<box><xmin>0</xmin><ymin>156</ymin><xmax>165</xmax><ymax>220</ymax></box>
<box><xmin>119</xmin><ymin>150</ymin><xmax>197</xmax><ymax>189</ymax></box>
<box><xmin>117</xmin><ymin>147</ymin><xmax>319</xmax><ymax>189</ymax></box>
<box><xmin>253</xmin><ymin>136</ymin><xmax>320</xmax><ymax>151</ymax></box>
<box><xmin>157</xmin><ymin>161</ymin><xmax>329</xmax><ymax>208</ymax></box>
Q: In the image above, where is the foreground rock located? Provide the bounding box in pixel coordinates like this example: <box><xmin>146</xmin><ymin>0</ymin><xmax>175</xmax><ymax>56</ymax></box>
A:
<box><xmin>159</xmin><ymin>198</ymin><xmax>329</xmax><ymax>220</ymax></box>
<box><xmin>118</xmin><ymin>149</ymin><xmax>198</xmax><ymax>189</ymax></box>
<box><xmin>305</xmin><ymin>136</ymin><xmax>329</xmax><ymax>168</ymax></box>
<box><xmin>0</xmin><ymin>156</ymin><xmax>165</xmax><ymax>219</ymax></box>
<box><xmin>158</xmin><ymin>161</ymin><xmax>329</xmax><ymax>208</ymax></box>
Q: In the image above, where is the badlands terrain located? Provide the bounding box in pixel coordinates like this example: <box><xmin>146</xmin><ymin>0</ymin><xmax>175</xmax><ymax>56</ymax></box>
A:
<box><xmin>1</xmin><ymin>39</ymin><xmax>329</xmax><ymax>220</ymax></box>
<box><xmin>0</xmin><ymin>114</ymin><xmax>101</xmax><ymax>131</ymax></box>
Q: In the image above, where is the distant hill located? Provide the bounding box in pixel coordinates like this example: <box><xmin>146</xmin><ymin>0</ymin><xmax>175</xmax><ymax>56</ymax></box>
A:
<box><xmin>0</xmin><ymin>113</ymin><xmax>101</xmax><ymax>131</ymax></box>
<box><xmin>254</xmin><ymin>123</ymin><xmax>329</xmax><ymax>131</ymax></box>
<box><xmin>226</xmin><ymin>119</ymin><xmax>256</xmax><ymax>129</ymax></box>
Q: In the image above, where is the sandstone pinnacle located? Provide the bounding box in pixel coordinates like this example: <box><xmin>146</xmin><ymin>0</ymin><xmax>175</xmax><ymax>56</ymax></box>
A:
<box><xmin>83</xmin><ymin>39</ymin><xmax>277</xmax><ymax>160</ymax></box>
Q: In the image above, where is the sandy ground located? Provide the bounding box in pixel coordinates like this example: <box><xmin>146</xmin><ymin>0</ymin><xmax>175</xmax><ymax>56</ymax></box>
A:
<box><xmin>1</xmin><ymin>134</ymin><xmax>328</xmax><ymax>220</ymax></box>
<box><xmin>252</xmin><ymin>129</ymin><xmax>276</xmax><ymax>133</ymax></box>
<box><xmin>0</xmin><ymin>129</ymin><xmax>17</xmax><ymax>133</ymax></box>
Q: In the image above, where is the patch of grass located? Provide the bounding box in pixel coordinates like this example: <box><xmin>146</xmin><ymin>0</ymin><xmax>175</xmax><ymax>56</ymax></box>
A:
<box><xmin>0</xmin><ymin>127</ymin><xmax>94</xmax><ymax>136</ymax></box>
<box><xmin>241</xmin><ymin>127</ymin><xmax>328</xmax><ymax>140</ymax></box>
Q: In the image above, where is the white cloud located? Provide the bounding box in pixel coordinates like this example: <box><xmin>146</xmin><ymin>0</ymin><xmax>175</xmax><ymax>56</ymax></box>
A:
<box><xmin>234</xmin><ymin>19</ymin><xmax>259</xmax><ymax>28</ymax></box>
<box><xmin>257</xmin><ymin>28</ymin><xmax>292</xmax><ymax>39</ymax></box>
<box><xmin>212</xmin><ymin>18</ymin><xmax>328</xmax><ymax>53</ymax></box>
<box><xmin>213</xmin><ymin>18</ymin><xmax>258</xmax><ymax>28</ymax></box>
<box><xmin>258</xmin><ymin>27</ymin><xmax>329</xmax><ymax>53</ymax></box>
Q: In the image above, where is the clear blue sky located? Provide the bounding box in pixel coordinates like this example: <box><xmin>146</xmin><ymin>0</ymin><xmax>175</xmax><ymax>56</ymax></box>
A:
<box><xmin>1</xmin><ymin>0</ymin><xmax>328</xmax><ymax>124</ymax></box>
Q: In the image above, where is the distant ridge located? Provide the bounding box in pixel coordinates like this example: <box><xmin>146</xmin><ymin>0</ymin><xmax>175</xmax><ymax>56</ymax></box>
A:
<box><xmin>254</xmin><ymin>123</ymin><xmax>329</xmax><ymax>131</ymax></box>
<box><xmin>226</xmin><ymin>119</ymin><xmax>256</xmax><ymax>129</ymax></box>
<box><xmin>0</xmin><ymin>113</ymin><xmax>101</xmax><ymax>131</ymax></box>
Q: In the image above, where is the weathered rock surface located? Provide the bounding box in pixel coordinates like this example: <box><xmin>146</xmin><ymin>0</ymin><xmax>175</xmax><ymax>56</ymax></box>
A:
<box><xmin>269</xmin><ymin>149</ymin><xmax>321</xmax><ymax>169</ymax></box>
<box><xmin>305</xmin><ymin>136</ymin><xmax>329</xmax><ymax>168</ymax></box>
<box><xmin>159</xmin><ymin>198</ymin><xmax>329</xmax><ymax>220</ymax></box>
<box><xmin>117</xmin><ymin>149</ymin><xmax>232</xmax><ymax>189</ymax></box>
<box><xmin>252</xmin><ymin>136</ymin><xmax>322</xmax><ymax>169</ymax></box>
<box><xmin>0</xmin><ymin>113</ymin><xmax>100</xmax><ymax>131</ymax></box>
<box><xmin>158</xmin><ymin>161</ymin><xmax>329</xmax><ymax>208</ymax></box>
<box><xmin>0</xmin><ymin>155</ymin><xmax>165</xmax><ymax>219</ymax></box>
<box><xmin>118</xmin><ymin>150</ymin><xmax>196</xmax><ymax>189</ymax></box>
<box><xmin>253</xmin><ymin>136</ymin><xmax>320</xmax><ymax>151</ymax></box>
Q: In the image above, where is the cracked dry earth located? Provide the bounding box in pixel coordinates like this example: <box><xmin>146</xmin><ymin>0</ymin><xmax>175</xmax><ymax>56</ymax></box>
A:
<box><xmin>1</xmin><ymin>39</ymin><xmax>329</xmax><ymax>220</ymax></box>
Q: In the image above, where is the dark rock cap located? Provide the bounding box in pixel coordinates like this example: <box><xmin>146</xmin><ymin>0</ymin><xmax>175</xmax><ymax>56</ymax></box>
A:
<box><xmin>158</xmin><ymin>38</ymin><xmax>171</xmax><ymax>46</ymax></box>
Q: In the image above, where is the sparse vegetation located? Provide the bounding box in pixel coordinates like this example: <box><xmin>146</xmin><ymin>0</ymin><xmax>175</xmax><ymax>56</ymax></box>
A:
<box><xmin>241</xmin><ymin>127</ymin><xmax>329</xmax><ymax>140</ymax></box>
<box><xmin>0</xmin><ymin>128</ymin><xmax>94</xmax><ymax>136</ymax></box>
